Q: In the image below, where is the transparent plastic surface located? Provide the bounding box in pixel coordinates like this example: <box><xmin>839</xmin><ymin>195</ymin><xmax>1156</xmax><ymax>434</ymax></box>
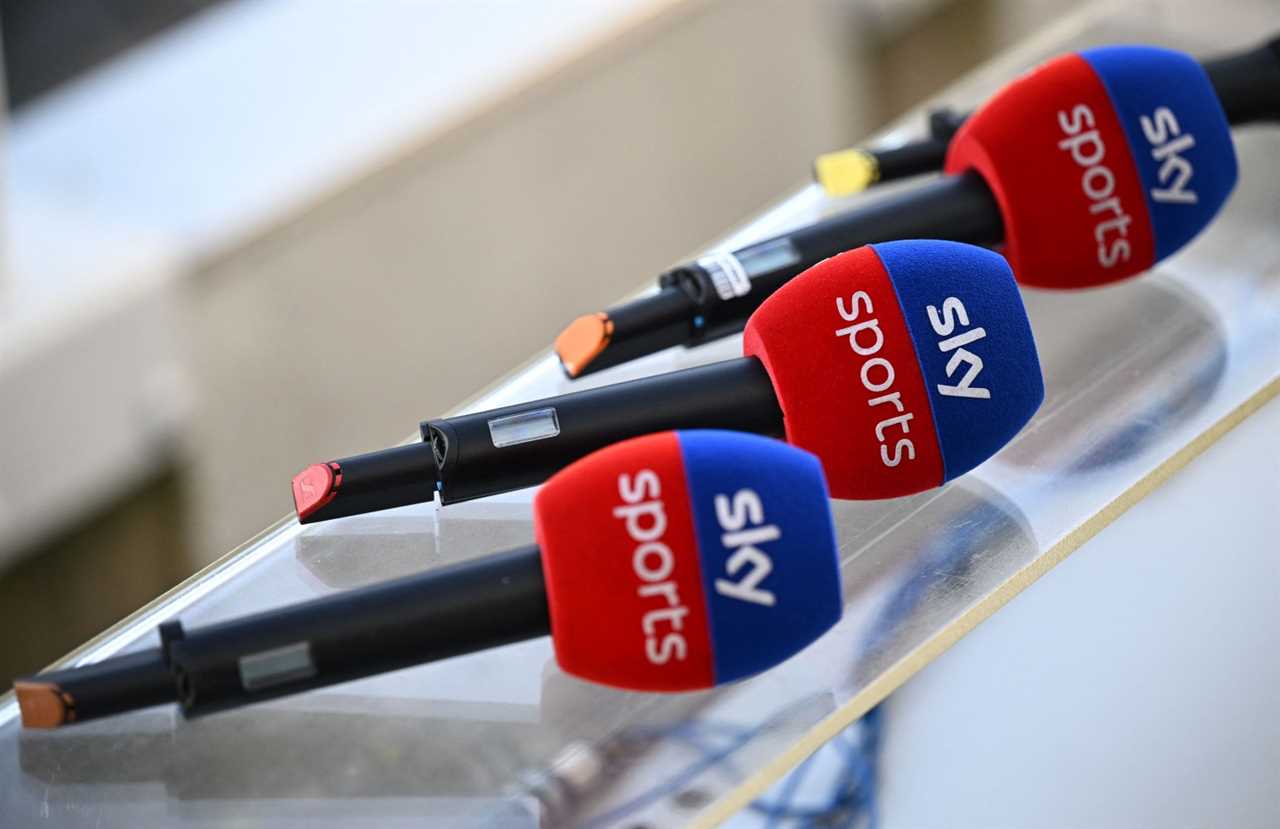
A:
<box><xmin>2</xmin><ymin>2</ymin><xmax>1277</xmax><ymax>825</ymax></box>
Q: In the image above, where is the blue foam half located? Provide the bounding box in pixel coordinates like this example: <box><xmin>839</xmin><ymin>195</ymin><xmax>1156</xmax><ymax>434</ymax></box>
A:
<box><xmin>874</xmin><ymin>240</ymin><xmax>1043</xmax><ymax>481</ymax></box>
<box><xmin>677</xmin><ymin>430</ymin><xmax>842</xmax><ymax>684</ymax></box>
<box><xmin>1083</xmin><ymin>45</ymin><xmax>1237</xmax><ymax>262</ymax></box>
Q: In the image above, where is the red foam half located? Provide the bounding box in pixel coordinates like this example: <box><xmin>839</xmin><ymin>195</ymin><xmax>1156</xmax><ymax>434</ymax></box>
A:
<box><xmin>742</xmin><ymin>247</ymin><xmax>944</xmax><ymax>500</ymax></box>
<box><xmin>533</xmin><ymin>432</ymin><xmax>715</xmax><ymax>691</ymax></box>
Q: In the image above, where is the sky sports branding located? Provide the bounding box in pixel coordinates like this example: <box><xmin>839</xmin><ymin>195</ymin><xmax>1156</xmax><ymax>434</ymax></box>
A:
<box><xmin>1057</xmin><ymin>101</ymin><xmax>1201</xmax><ymax>269</ymax></box>
<box><xmin>613</xmin><ymin>471</ymin><xmax>780</xmax><ymax>667</ymax></box>
<box><xmin>613</xmin><ymin>469</ymin><xmax>691</xmax><ymax>666</ymax></box>
<box><xmin>741</xmin><ymin>241</ymin><xmax>1041</xmax><ymax>500</ymax></box>
<box><xmin>942</xmin><ymin>45</ymin><xmax>1235</xmax><ymax>289</ymax></box>
<box><xmin>711</xmin><ymin>489</ymin><xmax>778</xmax><ymax>607</ymax></box>
<box><xmin>834</xmin><ymin>290</ymin><xmax>989</xmax><ymax>469</ymax></box>
<box><xmin>1080</xmin><ymin>45</ymin><xmax>1235</xmax><ymax>265</ymax></box>
<box><xmin>867</xmin><ymin>241</ymin><xmax>1044</xmax><ymax>486</ymax></box>
<box><xmin>1056</xmin><ymin>103</ymin><xmax>1137</xmax><ymax>269</ymax></box>
<box><xmin>536</xmin><ymin>430</ymin><xmax>841</xmax><ymax>692</ymax></box>
<box><xmin>926</xmin><ymin>298</ymin><xmax>990</xmax><ymax>400</ymax></box>
<box><xmin>1140</xmin><ymin>107</ymin><xmax>1198</xmax><ymax>204</ymax></box>
<box><xmin>1058</xmin><ymin>45</ymin><xmax>1237</xmax><ymax>272</ymax></box>
<box><xmin>678</xmin><ymin>430</ymin><xmax>841</xmax><ymax>684</ymax></box>
<box><xmin>834</xmin><ymin>290</ymin><xmax>919</xmax><ymax>469</ymax></box>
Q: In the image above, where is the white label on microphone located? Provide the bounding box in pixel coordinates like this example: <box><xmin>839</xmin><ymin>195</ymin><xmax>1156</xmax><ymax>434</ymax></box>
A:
<box><xmin>698</xmin><ymin>252</ymin><xmax>751</xmax><ymax>301</ymax></box>
<box><xmin>488</xmin><ymin>407</ymin><xmax>561</xmax><ymax>448</ymax></box>
<box><xmin>239</xmin><ymin>641</ymin><xmax>317</xmax><ymax>690</ymax></box>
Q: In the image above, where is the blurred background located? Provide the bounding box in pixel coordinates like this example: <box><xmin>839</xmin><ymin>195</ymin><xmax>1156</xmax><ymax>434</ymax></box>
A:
<box><xmin>0</xmin><ymin>0</ymin><xmax>1079</xmax><ymax>682</ymax></box>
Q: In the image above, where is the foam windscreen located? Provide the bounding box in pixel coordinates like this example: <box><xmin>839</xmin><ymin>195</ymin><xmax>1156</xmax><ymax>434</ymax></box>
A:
<box><xmin>743</xmin><ymin>241</ymin><xmax>1042</xmax><ymax>499</ymax></box>
<box><xmin>945</xmin><ymin>46</ymin><xmax>1236</xmax><ymax>288</ymax></box>
<box><xmin>533</xmin><ymin>431</ymin><xmax>841</xmax><ymax>692</ymax></box>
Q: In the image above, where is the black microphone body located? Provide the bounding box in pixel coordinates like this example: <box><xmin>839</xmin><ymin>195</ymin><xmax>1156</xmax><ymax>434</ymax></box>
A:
<box><xmin>165</xmin><ymin>546</ymin><xmax>548</xmax><ymax>716</ymax></box>
<box><xmin>426</xmin><ymin>357</ymin><xmax>783</xmax><ymax>503</ymax></box>
<box><xmin>1204</xmin><ymin>37</ymin><xmax>1280</xmax><ymax>126</ymax></box>
<box><xmin>560</xmin><ymin>39</ymin><xmax>1280</xmax><ymax>379</ymax></box>
<box><xmin>648</xmin><ymin>172</ymin><xmax>1003</xmax><ymax>362</ymax></box>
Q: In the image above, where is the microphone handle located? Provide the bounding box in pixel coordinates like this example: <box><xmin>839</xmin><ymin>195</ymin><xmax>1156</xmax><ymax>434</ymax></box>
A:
<box><xmin>697</xmin><ymin>171</ymin><xmax>1002</xmax><ymax>340</ymax></box>
<box><xmin>575</xmin><ymin>38</ymin><xmax>1280</xmax><ymax>379</ymax></box>
<box><xmin>166</xmin><ymin>546</ymin><xmax>549</xmax><ymax>717</ymax></box>
<box><xmin>586</xmin><ymin>173</ymin><xmax>1003</xmax><ymax>377</ymax></box>
<box><xmin>698</xmin><ymin>38</ymin><xmax>1279</xmax><ymax>336</ymax></box>
<box><xmin>15</xmin><ymin>647</ymin><xmax>176</xmax><ymax>726</ymax></box>
<box><xmin>425</xmin><ymin>357</ymin><xmax>784</xmax><ymax>504</ymax></box>
<box><xmin>862</xmin><ymin>106</ymin><xmax>968</xmax><ymax>184</ymax></box>
<box><xmin>1203</xmin><ymin>36</ymin><xmax>1280</xmax><ymax>126</ymax></box>
<box><xmin>868</xmin><ymin>136</ymin><xmax>952</xmax><ymax>183</ymax></box>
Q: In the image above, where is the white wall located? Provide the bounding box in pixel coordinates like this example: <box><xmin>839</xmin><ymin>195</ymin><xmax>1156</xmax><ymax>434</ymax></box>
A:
<box><xmin>181</xmin><ymin>0</ymin><xmax>876</xmax><ymax>562</ymax></box>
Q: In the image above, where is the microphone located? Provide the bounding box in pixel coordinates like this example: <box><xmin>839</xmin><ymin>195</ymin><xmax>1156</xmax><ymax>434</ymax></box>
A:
<box><xmin>292</xmin><ymin>240</ymin><xmax>1043</xmax><ymax>522</ymax></box>
<box><xmin>556</xmin><ymin>38</ymin><xmax>1278</xmax><ymax>378</ymax></box>
<box><xmin>812</xmin><ymin>107</ymin><xmax>967</xmax><ymax>197</ymax></box>
<box><xmin>946</xmin><ymin>45</ymin><xmax>1237</xmax><ymax>289</ymax></box>
<box><xmin>811</xmin><ymin>35</ymin><xmax>1280</xmax><ymax>197</ymax></box>
<box><xmin>16</xmin><ymin>431</ymin><xmax>844</xmax><ymax>727</ymax></box>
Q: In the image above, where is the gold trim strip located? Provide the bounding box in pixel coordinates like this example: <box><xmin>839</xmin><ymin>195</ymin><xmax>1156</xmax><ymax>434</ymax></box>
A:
<box><xmin>694</xmin><ymin>375</ymin><xmax>1280</xmax><ymax>827</ymax></box>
